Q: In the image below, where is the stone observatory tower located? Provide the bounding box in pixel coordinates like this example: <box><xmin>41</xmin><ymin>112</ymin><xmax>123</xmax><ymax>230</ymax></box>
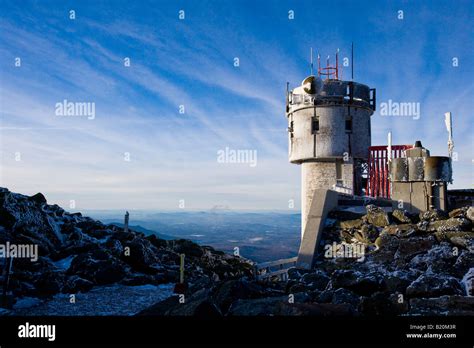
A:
<box><xmin>285</xmin><ymin>51</ymin><xmax>376</xmax><ymax>237</ymax></box>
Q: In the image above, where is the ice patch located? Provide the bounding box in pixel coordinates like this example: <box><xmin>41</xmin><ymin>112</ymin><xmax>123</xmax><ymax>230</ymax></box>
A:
<box><xmin>11</xmin><ymin>283</ymin><xmax>176</xmax><ymax>316</ymax></box>
<box><xmin>53</xmin><ymin>255</ymin><xmax>75</xmax><ymax>270</ymax></box>
<box><xmin>13</xmin><ymin>297</ymin><xmax>42</xmax><ymax>309</ymax></box>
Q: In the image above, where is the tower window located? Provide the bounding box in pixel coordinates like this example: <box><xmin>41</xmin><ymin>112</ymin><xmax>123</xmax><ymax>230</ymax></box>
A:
<box><xmin>345</xmin><ymin>118</ymin><xmax>352</xmax><ymax>133</ymax></box>
<box><xmin>336</xmin><ymin>161</ymin><xmax>343</xmax><ymax>186</ymax></box>
<box><xmin>312</xmin><ymin>116</ymin><xmax>319</xmax><ymax>134</ymax></box>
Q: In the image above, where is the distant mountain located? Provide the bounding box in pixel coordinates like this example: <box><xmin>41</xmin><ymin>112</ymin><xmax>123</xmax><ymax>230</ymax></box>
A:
<box><xmin>110</xmin><ymin>223</ymin><xmax>175</xmax><ymax>240</ymax></box>
<box><xmin>96</xmin><ymin>212</ymin><xmax>301</xmax><ymax>262</ymax></box>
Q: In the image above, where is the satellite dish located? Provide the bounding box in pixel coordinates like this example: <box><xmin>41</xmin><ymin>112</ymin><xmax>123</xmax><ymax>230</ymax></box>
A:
<box><xmin>301</xmin><ymin>75</ymin><xmax>322</xmax><ymax>94</ymax></box>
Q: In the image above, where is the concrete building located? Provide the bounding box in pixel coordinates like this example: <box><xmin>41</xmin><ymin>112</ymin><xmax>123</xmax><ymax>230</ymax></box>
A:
<box><xmin>389</xmin><ymin>141</ymin><xmax>452</xmax><ymax>213</ymax></box>
<box><xmin>286</xmin><ymin>58</ymin><xmax>376</xmax><ymax>238</ymax></box>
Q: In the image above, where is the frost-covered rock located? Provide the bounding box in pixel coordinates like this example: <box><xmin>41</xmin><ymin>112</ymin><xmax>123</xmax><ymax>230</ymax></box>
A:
<box><xmin>364</xmin><ymin>205</ymin><xmax>390</xmax><ymax>227</ymax></box>
<box><xmin>0</xmin><ymin>187</ymin><xmax>254</xmax><ymax>308</ymax></box>
<box><xmin>406</xmin><ymin>274</ymin><xmax>463</xmax><ymax>298</ymax></box>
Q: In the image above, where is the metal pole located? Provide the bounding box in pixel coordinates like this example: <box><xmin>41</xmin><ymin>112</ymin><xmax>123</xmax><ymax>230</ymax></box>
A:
<box><xmin>179</xmin><ymin>254</ymin><xmax>185</xmax><ymax>284</ymax></box>
<box><xmin>2</xmin><ymin>257</ymin><xmax>13</xmax><ymax>308</ymax></box>
<box><xmin>351</xmin><ymin>42</ymin><xmax>354</xmax><ymax>81</ymax></box>
<box><xmin>124</xmin><ymin>211</ymin><xmax>129</xmax><ymax>233</ymax></box>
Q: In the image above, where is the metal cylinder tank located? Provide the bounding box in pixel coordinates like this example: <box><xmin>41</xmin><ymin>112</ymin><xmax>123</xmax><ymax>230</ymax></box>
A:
<box><xmin>424</xmin><ymin>156</ymin><xmax>452</xmax><ymax>182</ymax></box>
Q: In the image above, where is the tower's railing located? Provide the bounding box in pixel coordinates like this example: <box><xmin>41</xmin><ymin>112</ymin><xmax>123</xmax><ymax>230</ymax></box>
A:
<box><xmin>254</xmin><ymin>256</ymin><xmax>298</xmax><ymax>281</ymax></box>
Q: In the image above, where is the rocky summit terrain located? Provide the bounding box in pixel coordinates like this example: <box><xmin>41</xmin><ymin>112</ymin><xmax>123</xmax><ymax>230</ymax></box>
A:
<box><xmin>0</xmin><ymin>187</ymin><xmax>473</xmax><ymax>316</ymax></box>
<box><xmin>0</xmin><ymin>188</ymin><xmax>253</xmax><ymax>314</ymax></box>
<box><xmin>139</xmin><ymin>204</ymin><xmax>474</xmax><ymax>316</ymax></box>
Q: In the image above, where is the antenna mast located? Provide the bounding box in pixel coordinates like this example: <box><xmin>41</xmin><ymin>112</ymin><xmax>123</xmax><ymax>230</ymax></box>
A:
<box><xmin>444</xmin><ymin>112</ymin><xmax>454</xmax><ymax>158</ymax></box>
<box><xmin>310</xmin><ymin>47</ymin><xmax>314</xmax><ymax>75</ymax></box>
<box><xmin>351</xmin><ymin>42</ymin><xmax>354</xmax><ymax>80</ymax></box>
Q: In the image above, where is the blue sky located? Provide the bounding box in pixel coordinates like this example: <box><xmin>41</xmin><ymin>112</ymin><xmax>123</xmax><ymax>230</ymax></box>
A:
<box><xmin>0</xmin><ymin>0</ymin><xmax>472</xmax><ymax>210</ymax></box>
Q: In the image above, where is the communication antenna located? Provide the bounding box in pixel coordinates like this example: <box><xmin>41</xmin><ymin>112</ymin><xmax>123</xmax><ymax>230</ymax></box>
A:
<box><xmin>351</xmin><ymin>42</ymin><xmax>354</xmax><ymax>81</ymax></box>
<box><xmin>444</xmin><ymin>112</ymin><xmax>454</xmax><ymax>158</ymax></box>
<box><xmin>317</xmin><ymin>54</ymin><xmax>321</xmax><ymax>77</ymax></box>
<box><xmin>310</xmin><ymin>47</ymin><xmax>314</xmax><ymax>76</ymax></box>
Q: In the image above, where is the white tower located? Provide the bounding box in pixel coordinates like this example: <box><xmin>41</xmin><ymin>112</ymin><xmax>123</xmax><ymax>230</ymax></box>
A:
<box><xmin>286</xmin><ymin>52</ymin><xmax>376</xmax><ymax>237</ymax></box>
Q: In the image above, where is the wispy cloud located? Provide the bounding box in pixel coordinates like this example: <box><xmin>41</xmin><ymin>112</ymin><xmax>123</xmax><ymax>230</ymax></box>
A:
<box><xmin>0</xmin><ymin>1</ymin><xmax>472</xmax><ymax>210</ymax></box>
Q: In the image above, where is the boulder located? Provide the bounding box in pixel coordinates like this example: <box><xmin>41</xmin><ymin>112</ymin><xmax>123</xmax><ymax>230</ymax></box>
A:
<box><xmin>331</xmin><ymin>288</ymin><xmax>360</xmax><ymax>307</ymax></box>
<box><xmin>103</xmin><ymin>238</ymin><xmax>124</xmax><ymax>258</ymax></box>
<box><xmin>419</xmin><ymin>209</ymin><xmax>448</xmax><ymax>222</ymax></box>
<box><xmin>213</xmin><ymin>280</ymin><xmax>266</xmax><ymax>313</ymax></box>
<box><xmin>288</xmin><ymin>283</ymin><xmax>307</xmax><ymax>294</ymax></box>
<box><xmin>467</xmin><ymin>206</ymin><xmax>474</xmax><ymax>222</ymax></box>
<box><xmin>364</xmin><ymin>205</ymin><xmax>390</xmax><ymax>227</ymax></box>
<box><xmin>33</xmin><ymin>270</ymin><xmax>65</xmax><ymax>297</ymax></box>
<box><xmin>274</xmin><ymin>302</ymin><xmax>356</xmax><ymax>316</ymax></box>
<box><xmin>228</xmin><ymin>296</ymin><xmax>287</xmax><ymax>315</ymax></box>
<box><xmin>392</xmin><ymin>209</ymin><xmax>412</xmax><ymax>224</ymax></box>
<box><xmin>167</xmin><ymin>239</ymin><xmax>203</xmax><ymax>258</ymax></box>
<box><xmin>406</xmin><ymin>274</ymin><xmax>463</xmax><ymax>298</ymax></box>
<box><xmin>409</xmin><ymin>295</ymin><xmax>474</xmax><ymax>315</ymax></box>
<box><xmin>300</xmin><ymin>270</ymin><xmax>330</xmax><ymax>291</ymax></box>
<box><xmin>359</xmin><ymin>292</ymin><xmax>408</xmax><ymax>315</ymax></box>
<box><xmin>372</xmin><ymin>232</ymin><xmax>400</xmax><ymax>263</ymax></box>
<box><xmin>0</xmin><ymin>191</ymin><xmax>62</xmax><ymax>249</ymax></box>
<box><xmin>453</xmin><ymin>250</ymin><xmax>474</xmax><ymax>278</ymax></box>
<box><xmin>167</xmin><ymin>289</ymin><xmax>221</xmax><ymax>316</ymax></box>
<box><xmin>287</xmin><ymin>267</ymin><xmax>312</xmax><ymax>281</ymax></box>
<box><xmin>29</xmin><ymin>193</ymin><xmax>47</xmax><ymax>205</ymax></box>
<box><xmin>138</xmin><ymin>290</ymin><xmax>222</xmax><ymax>317</ymax></box>
<box><xmin>384</xmin><ymin>224</ymin><xmax>417</xmax><ymax>238</ymax></box>
<box><xmin>67</xmin><ymin>251</ymin><xmax>129</xmax><ymax>285</ymax></box>
<box><xmin>137</xmin><ymin>296</ymin><xmax>181</xmax><ymax>316</ymax></box>
<box><xmin>330</xmin><ymin>270</ymin><xmax>382</xmax><ymax>296</ymax></box>
<box><xmin>122</xmin><ymin>238</ymin><xmax>160</xmax><ymax>272</ymax></box>
<box><xmin>63</xmin><ymin>275</ymin><xmax>94</xmax><ymax>293</ymax></box>
<box><xmin>434</xmin><ymin>231</ymin><xmax>474</xmax><ymax>250</ymax></box>
<box><xmin>339</xmin><ymin>219</ymin><xmax>364</xmax><ymax>229</ymax></box>
<box><xmin>393</xmin><ymin>236</ymin><xmax>435</xmax><ymax>264</ymax></box>
<box><xmin>383</xmin><ymin>271</ymin><xmax>416</xmax><ymax>293</ymax></box>
<box><xmin>354</xmin><ymin>224</ymin><xmax>379</xmax><ymax>245</ymax></box>
<box><xmin>449</xmin><ymin>207</ymin><xmax>467</xmax><ymax>219</ymax></box>
<box><xmin>227</xmin><ymin>294</ymin><xmax>316</xmax><ymax>316</ymax></box>
<box><xmin>427</xmin><ymin>218</ymin><xmax>471</xmax><ymax>232</ymax></box>
<box><xmin>408</xmin><ymin>243</ymin><xmax>458</xmax><ymax>275</ymax></box>
<box><xmin>146</xmin><ymin>234</ymin><xmax>167</xmax><ymax>249</ymax></box>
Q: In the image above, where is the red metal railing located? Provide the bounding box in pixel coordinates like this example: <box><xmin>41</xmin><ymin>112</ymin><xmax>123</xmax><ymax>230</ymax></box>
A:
<box><xmin>366</xmin><ymin>145</ymin><xmax>413</xmax><ymax>198</ymax></box>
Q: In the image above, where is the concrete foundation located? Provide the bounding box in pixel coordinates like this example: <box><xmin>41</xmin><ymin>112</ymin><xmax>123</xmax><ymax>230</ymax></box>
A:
<box><xmin>391</xmin><ymin>181</ymin><xmax>448</xmax><ymax>213</ymax></box>
<box><xmin>297</xmin><ymin>189</ymin><xmax>338</xmax><ymax>269</ymax></box>
<box><xmin>301</xmin><ymin>161</ymin><xmax>354</xmax><ymax>237</ymax></box>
